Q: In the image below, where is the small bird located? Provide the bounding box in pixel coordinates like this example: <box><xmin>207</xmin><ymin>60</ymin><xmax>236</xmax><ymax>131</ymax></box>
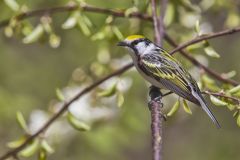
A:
<box><xmin>117</xmin><ymin>35</ymin><xmax>220</xmax><ymax>128</ymax></box>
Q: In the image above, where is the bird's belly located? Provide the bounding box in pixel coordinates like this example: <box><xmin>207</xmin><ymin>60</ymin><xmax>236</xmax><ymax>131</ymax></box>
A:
<box><xmin>135</xmin><ymin>64</ymin><xmax>166</xmax><ymax>89</ymax></box>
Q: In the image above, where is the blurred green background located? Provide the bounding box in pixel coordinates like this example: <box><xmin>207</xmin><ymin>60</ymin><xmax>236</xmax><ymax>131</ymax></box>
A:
<box><xmin>0</xmin><ymin>0</ymin><xmax>240</xmax><ymax>160</ymax></box>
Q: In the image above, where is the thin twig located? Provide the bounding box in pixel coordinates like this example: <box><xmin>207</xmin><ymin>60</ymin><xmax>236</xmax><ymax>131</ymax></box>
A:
<box><xmin>0</xmin><ymin>3</ymin><xmax>239</xmax><ymax>86</ymax></box>
<box><xmin>0</xmin><ymin>63</ymin><xmax>133</xmax><ymax>160</ymax></box>
<box><xmin>158</xmin><ymin>0</ymin><xmax>168</xmax><ymax>45</ymax></box>
<box><xmin>0</xmin><ymin>3</ymin><xmax>240</xmax><ymax>160</ymax></box>
<box><xmin>162</xmin><ymin>90</ymin><xmax>240</xmax><ymax>104</ymax></box>
<box><xmin>0</xmin><ymin>3</ymin><xmax>151</xmax><ymax>29</ymax></box>
<box><xmin>150</xmin><ymin>0</ymin><xmax>168</xmax><ymax>159</ymax></box>
<box><xmin>169</xmin><ymin>27</ymin><xmax>240</xmax><ymax>54</ymax></box>
<box><xmin>151</xmin><ymin>104</ymin><xmax>163</xmax><ymax>160</ymax></box>
<box><xmin>151</xmin><ymin>0</ymin><xmax>161</xmax><ymax>44</ymax></box>
<box><xmin>149</xmin><ymin>87</ymin><xmax>164</xmax><ymax>160</ymax></box>
<box><xmin>0</xmin><ymin>2</ymin><xmax>238</xmax><ymax>86</ymax></box>
<box><xmin>203</xmin><ymin>91</ymin><xmax>240</xmax><ymax>105</ymax></box>
<box><xmin>165</xmin><ymin>34</ymin><xmax>239</xmax><ymax>86</ymax></box>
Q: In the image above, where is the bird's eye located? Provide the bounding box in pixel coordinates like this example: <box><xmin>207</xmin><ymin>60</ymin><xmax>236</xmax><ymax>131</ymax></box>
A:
<box><xmin>132</xmin><ymin>39</ymin><xmax>145</xmax><ymax>46</ymax></box>
<box><xmin>132</xmin><ymin>40</ymin><xmax>139</xmax><ymax>46</ymax></box>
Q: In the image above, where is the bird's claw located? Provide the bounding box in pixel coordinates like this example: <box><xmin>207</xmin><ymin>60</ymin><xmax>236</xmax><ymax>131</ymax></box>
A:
<box><xmin>148</xmin><ymin>96</ymin><xmax>163</xmax><ymax>110</ymax></box>
<box><xmin>148</xmin><ymin>96</ymin><xmax>167</xmax><ymax>120</ymax></box>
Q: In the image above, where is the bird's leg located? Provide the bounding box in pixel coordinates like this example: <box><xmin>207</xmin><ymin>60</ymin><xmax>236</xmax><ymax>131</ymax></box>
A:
<box><xmin>148</xmin><ymin>86</ymin><xmax>167</xmax><ymax>121</ymax></box>
<box><xmin>162</xmin><ymin>91</ymin><xmax>173</xmax><ymax>97</ymax></box>
<box><xmin>148</xmin><ymin>86</ymin><xmax>163</xmax><ymax>106</ymax></box>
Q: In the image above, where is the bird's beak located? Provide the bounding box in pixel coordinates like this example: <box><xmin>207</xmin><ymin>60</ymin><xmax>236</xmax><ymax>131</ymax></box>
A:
<box><xmin>117</xmin><ymin>41</ymin><xmax>127</xmax><ymax>46</ymax></box>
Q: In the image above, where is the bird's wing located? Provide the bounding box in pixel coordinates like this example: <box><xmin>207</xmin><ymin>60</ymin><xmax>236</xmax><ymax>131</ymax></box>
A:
<box><xmin>139</xmin><ymin>53</ymin><xmax>196</xmax><ymax>101</ymax></box>
<box><xmin>140</xmin><ymin>52</ymin><xmax>220</xmax><ymax>128</ymax></box>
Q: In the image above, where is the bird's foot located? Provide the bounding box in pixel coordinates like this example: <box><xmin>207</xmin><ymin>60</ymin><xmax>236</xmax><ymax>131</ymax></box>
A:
<box><xmin>148</xmin><ymin>98</ymin><xmax>167</xmax><ymax>121</ymax></box>
<box><xmin>148</xmin><ymin>86</ymin><xmax>166</xmax><ymax>120</ymax></box>
<box><xmin>148</xmin><ymin>96</ymin><xmax>164</xmax><ymax>112</ymax></box>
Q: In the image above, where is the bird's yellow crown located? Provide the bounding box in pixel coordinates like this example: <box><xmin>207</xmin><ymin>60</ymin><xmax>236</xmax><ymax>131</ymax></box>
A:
<box><xmin>125</xmin><ymin>35</ymin><xmax>145</xmax><ymax>41</ymax></box>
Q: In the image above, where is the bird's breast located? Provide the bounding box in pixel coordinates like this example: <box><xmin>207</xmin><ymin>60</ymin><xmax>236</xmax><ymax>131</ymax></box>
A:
<box><xmin>134</xmin><ymin>61</ymin><xmax>166</xmax><ymax>89</ymax></box>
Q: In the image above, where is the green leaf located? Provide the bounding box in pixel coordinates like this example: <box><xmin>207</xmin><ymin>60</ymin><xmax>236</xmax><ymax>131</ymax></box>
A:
<box><xmin>20</xmin><ymin>139</ymin><xmax>40</xmax><ymax>157</ymax></box>
<box><xmin>202</xmin><ymin>74</ymin><xmax>215</xmax><ymax>84</ymax></box>
<box><xmin>97</xmin><ymin>83</ymin><xmax>117</xmax><ymax>97</ymax></box>
<box><xmin>49</xmin><ymin>34</ymin><xmax>61</xmax><ymax>48</ymax></box>
<box><xmin>186</xmin><ymin>41</ymin><xmax>205</xmax><ymax>52</ymax></box>
<box><xmin>117</xmin><ymin>92</ymin><xmax>124</xmax><ymax>107</ymax></box>
<box><xmin>4</xmin><ymin>0</ymin><xmax>20</xmax><ymax>11</ymax></box>
<box><xmin>67</xmin><ymin>112</ymin><xmax>91</xmax><ymax>131</ymax></box>
<box><xmin>62</xmin><ymin>12</ymin><xmax>78</xmax><ymax>29</ymax></box>
<box><xmin>237</xmin><ymin>114</ymin><xmax>240</xmax><ymax>127</ymax></box>
<box><xmin>182</xmin><ymin>99</ymin><xmax>192</xmax><ymax>114</ymax></box>
<box><xmin>91</xmin><ymin>25</ymin><xmax>112</xmax><ymax>41</ymax></box>
<box><xmin>38</xmin><ymin>149</ymin><xmax>47</xmax><ymax>160</ymax></box>
<box><xmin>164</xmin><ymin>3</ymin><xmax>175</xmax><ymax>26</ymax></box>
<box><xmin>226</xmin><ymin>104</ymin><xmax>235</xmax><ymax>111</ymax></box>
<box><xmin>77</xmin><ymin>18</ymin><xmax>91</xmax><ymax>36</ymax></box>
<box><xmin>9</xmin><ymin>18</ymin><xmax>18</xmax><ymax>28</ymax></box>
<box><xmin>75</xmin><ymin>0</ymin><xmax>86</xmax><ymax>3</ymax></box>
<box><xmin>41</xmin><ymin>140</ymin><xmax>54</xmax><ymax>154</ymax></box>
<box><xmin>56</xmin><ymin>88</ymin><xmax>65</xmax><ymax>101</ymax></box>
<box><xmin>7</xmin><ymin>136</ymin><xmax>26</xmax><ymax>148</ymax></box>
<box><xmin>197</xmin><ymin>81</ymin><xmax>203</xmax><ymax>90</ymax></box>
<box><xmin>201</xmin><ymin>75</ymin><xmax>220</xmax><ymax>91</ymax></box>
<box><xmin>105</xmin><ymin>16</ymin><xmax>113</xmax><ymax>24</ymax></box>
<box><xmin>225</xmin><ymin>12</ymin><xmax>240</xmax><ymax>28</ymax></box>
<box><xmin>4</xmin><ymin>26</ymin><xmax>14</xmax><ymax>38</ymax></box>
<box><xmin>23</xmin><ymin>24</ymin><xmax>44</xmax><ymax>44</ymax></box>
<box><xmin>167</xmin><ymin>99</ymin><xmax>180</xmax><ymax>117</ymax></box>
<box><xmin>194</xmin><ymin>20</ymin><xmax>200</xmax><ymax>35</ymax></box>
<box><xmin>16</xmin><ymin>111</ymin><xmax>29</xmax><ymax>133</ymax></box>
<box><xmin>22</xmin><ymin>21</ymin><xmax>33</xmax><ymax>36</ymax></box>
<box><xmin>221</xmin><ymin>70</ymin><xmax>236</xmax><ymax>79</ymax></box>
<box><xmin>180</xmin><ymin>0</ymin><xmax>201</xmax><ymax>12</ymax></box>
<box><xmin>124</xmin><ymin>7</ymin><xmax>138</xmax><ymax>17</ymax></box>
<box><xmin>210</xmin><ymin>95</ymin><xmax>227</xmax><ymax>106</ymax></box>
<box><xmin>75</xmin><ymin>13</ymin><xmax>92</xmax><ymax>36</ymax></box>
<box><xmin>203</xmin><ymin>41</ymin><xmax>220</xmax><ymax>58</ymax></box>
<box><xmin>90</xmin><ymin>62</ymin><xmax>105</xmax><ymax>77</ymax></box>
<box><xmin>82</xmin><ymin>14</ymin><xmax>92</xmax><ymax>27</ymax></box>
<box><xmin>233</xmin><ymin>110</ymin><xmax>239</xmax><ymax>118</ymax></box>
<box><xmin>228</xmin><ymin>85</ymin><xmax>240</xmax><ymax>94</ymax></box>
<box><xmin>112</xmin><ymin>26</ymin><xmax>124</xmax><ymax>40</ymax></box>
<box><xmin>204</xmin><ymin>46</ymin><xmax>220</xmax><ymax>58</ymax></box>
<box><xmin>41</xmin><ymin>17</ymin><xmax>52</xmax><ymax>34</ymax></box>
<box><xmin>91</xmin><ymin>30</ymin><xmax>105</xmax><ymax>41</ymax></box>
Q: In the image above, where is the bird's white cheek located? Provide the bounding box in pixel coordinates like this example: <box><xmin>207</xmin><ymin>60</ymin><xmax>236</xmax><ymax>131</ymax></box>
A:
<box><xmin>135</xmin><ymin>42</ymin><xmax>146</xmax><ymax>54</ymax></box>
<box><xmin>143</xmin><ymin>44</ymin><xmax>155</xmax><ymax>54</ymax></box>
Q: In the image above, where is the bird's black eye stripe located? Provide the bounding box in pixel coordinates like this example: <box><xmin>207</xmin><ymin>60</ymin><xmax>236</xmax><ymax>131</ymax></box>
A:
<box><xmin>144</xmin><ymin>39</ymin><xmax>151</xmax><ymax>46</ymax></box>
<box><xmin>132</xmin><ymin>38</ymin><xmax>152</xmax><ymax>46</ymax></box>
<box><xmin>129</xmin><ymin>38</ymin><xmax>152</xmax><ymax>54</ymax></box>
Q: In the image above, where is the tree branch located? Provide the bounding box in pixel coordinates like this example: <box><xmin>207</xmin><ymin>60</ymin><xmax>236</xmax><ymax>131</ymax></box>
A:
<box><xmin>0</xmin><ymin>63</ymin><xmax>133</xmax><ymax>160</ymax></box>
<box><xmin>203</xmin><ymin>91</ymin><xmax>240</xmax><ymax>105</ymax></box>
<box><xmin>163</xmin><ymin>91</ymin><xmax>240</xmax><ymax>105</ymax></box>
<box><xmin>165</xmin><ymin>34</ymin><xmax>239</xmax><ymax>86</ymax></box>
<box><xmin>151</xmin><ymin>0</ymin><xmax>161</xmax><ymax>44</ymax></box>
<box><xmin>158</xmin><ymin>0</ymin><xmax>168</xmax><ymax>45</ymax></box>
<box><xmin>169</xmin><ymin>27</ymin><xmax>240</xmax><ymax>54</ymax></box>
<box><xmin>149</xmin><ymin>87</ymin><xmax>164</xmax><ymax>160</ymax></box>
<box><xmin>150</xmin><ymin>0</ymin><xmax>168</xmax><ymax>159</ymax></box>
<box><xmin>0</xmin><ymin>3</ymin><xmax>238</xmax><ymax>86</ymax></box>
<box><xmin>0</xmin><ymin>3</ymin><xmax>151</xmax><ymax>29</ymax></box>
<box><xmin>0</xmin><ymin>3</ymin><xmax>240</xmax><ymax>160</ymax></box>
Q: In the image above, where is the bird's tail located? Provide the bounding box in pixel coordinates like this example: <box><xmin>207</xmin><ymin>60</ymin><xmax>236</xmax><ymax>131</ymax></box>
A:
<box><xmin>192</xmin><ymin>91</ymin><xmax>221</xmax><ymax>128</ymax></box>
